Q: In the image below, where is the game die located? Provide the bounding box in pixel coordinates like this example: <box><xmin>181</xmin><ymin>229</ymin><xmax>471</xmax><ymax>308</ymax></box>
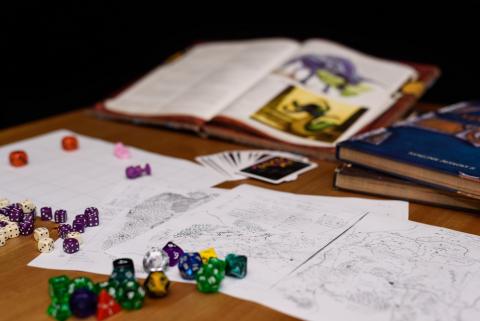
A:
<box><xmin>40</xmin><ymin>207</ymin><xmax>53</xmax><ymax>221</ymax></box>
<box><xmin>178</xmin><ymin>252</ymin><xmax>203</xmax><ymax>280</ymax></box>
<box><xmin>54</xmin><ymin>209</ymin><xmax>67</xmax><ymax>223</ymax></box>
<box><xmin>63</xmin><ymin>238</ymin><xmax>80</xmax><ymax>254</ymax></box>
<box><xmin>9</xmin><ymin>150</ymin><xmax>28</xmax><ymax>167</ymax></box>
<box><xmin>144</xmin><ymin>271</ymin><xmax>170</xmax><ymax>298</ymax></box>
<box><xmin>38</xmin><ymin>237</ymin><xmax>54</xmax><ymax>253</ymax></box>
<box><xmin>162</xmin><ymin>241</ymin><xmax>184</xmax><ymax>266</ymax></box>
<box><xmin>34</xmin><ymin>227</ymin><xmax>49</xmax><ymax>241</ymax></box>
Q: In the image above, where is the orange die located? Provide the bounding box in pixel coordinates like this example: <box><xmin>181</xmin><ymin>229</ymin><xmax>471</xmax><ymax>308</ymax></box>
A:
<box><xmin>9</xmin><ymin>150</ymin><xmax>28</xmax><ymax>167</ymax></box>
<box><xmin>61</xmin><ymin>136</ymin><xmax>78</xmax><ymax>151</ymax></box>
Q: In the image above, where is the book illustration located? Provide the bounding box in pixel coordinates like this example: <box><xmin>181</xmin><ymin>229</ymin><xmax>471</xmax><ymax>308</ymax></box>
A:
<box><xmin>439</xmin><ymin>101</ymin><xmax>480</xmax><ymax>124</ymax></box>
<box><xmin>276</xmin><ymin>54</ymin><xmax>371</xmax><ymax>97</ymax></box>
<box><xmin>456</xmin><ymin>126</ymin><xmax>480</xmax><ymax>148</ymax></box>
<box><xmin>251</xmin><ymin>86</ymin><xmax>367</xmax><ymax>143</ymax></box>
<box><xmin>358</xmin><ymin>128</ymin><xmax>392</xmax><ymax>145</ymax></box>
<box><xmin>397</xmin><ymin>109</ymin><xmax>480</xmax><ymax>148</ymax></box>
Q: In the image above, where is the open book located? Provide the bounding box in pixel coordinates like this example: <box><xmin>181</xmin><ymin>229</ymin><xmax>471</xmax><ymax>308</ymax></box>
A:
<box><xmin>96</xmin><ymin>38</ymin><xmax>439</xmax><ymax>159</ymax></box>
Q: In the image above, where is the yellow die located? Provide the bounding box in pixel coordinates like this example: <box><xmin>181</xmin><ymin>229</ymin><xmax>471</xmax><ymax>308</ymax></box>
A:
<box><xmin>0</xmin><ymin>214</ymin><xmax>9</xmax><ymax>222</ymax></box>
<box><xmin>38</xmin><ymin>237</ymin><xmax>54</xmax><ymax>253</ymax></box>
<box><xmin>34</xmin><ymin>227</ymin><xmax>49</xmax><ymax>241</ymax></box>
<box><xmin>199</xmin><ymin>247</ymin><xmax>218</xmax><ymax>264</ymax></box>
<box><xmin>66</xmin><ymin>232</ymin><xmax>83</xmax><ymax>245</ymax></box>
<box><xmin>0</xmin><ymin>229</ymin><xmax>6</xmax><ymax>247</ymax></box>
<box><xmin>6</xmin><ymin>223</ymin><xmax>19</xmax><ymax>239</ymax></box>
<box><xmin>0</xmin><ymin>198</ymin><xmax>10</xmax><ymax>208</ymax></box>
<box><xmin>20</xmin><ymin>199</ymin><xmax>36</xmax><ymax>214</ymax></box>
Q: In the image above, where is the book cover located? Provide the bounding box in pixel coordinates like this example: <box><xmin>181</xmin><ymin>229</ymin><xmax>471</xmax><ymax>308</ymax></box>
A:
<box><xmin>337</xmin><ymin>101</ymin><xmax>480</xmax><ymax>195</ymax></box>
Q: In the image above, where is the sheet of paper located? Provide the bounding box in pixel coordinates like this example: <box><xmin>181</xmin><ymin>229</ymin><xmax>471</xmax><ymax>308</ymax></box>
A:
<box><xmin>259</xmin><ymin>213</ymin><xmax>480</xmax><ymax>321</ymax></box>
<box><xmin>0</xmin><ymin>129</ymin><xmax>225</xmax><ymax>213</ymax></box>
<box><xmin>28</xmin><ymin>182</ymin><xmax>226</xmax><ymax>274</ymax></box>
<box><xmin>106</xmin><ymin>185</ymin><xmax>409</xmax><ymax>287</ymax></box>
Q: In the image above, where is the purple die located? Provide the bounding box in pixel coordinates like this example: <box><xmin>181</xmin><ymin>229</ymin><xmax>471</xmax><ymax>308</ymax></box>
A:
<box><xmin>0</xmin><ymin>221</ymin><xmax>8</xmax><ymax>228</ymax></box>
<box><xmin>19</xmin><ymin>221</ymin><xmax>34</xmax><ymax>235</ymax></box>
<box><xmin>85</xmin><ymin>215</ymin><xmax>99</xmax><ymax>227</ymax></box>
<box><xmin>84</xmin><ymin>207</ymin><xmax>99</xmax><ymax>217</ymax></box>
<box><xmin>0</xmin><ymin>207</ymin><xmax>9</xmax><ymax>216</ymax></box>
<box><xmin>8</xmin><ymin>203</ymin><xmax>22</xmax><ymax>210</ymax></box>
<box><xmin>58</xmin><ymin>224</ymin><xmax>72</xmax><ymax>239</ymax></box>
<box><xmin>63</xmin><ymin>238</ymin><xmax>80</xmax><ymax>254</ymax></box>
<box><xmin>75</xmin><ymin>214</ymin><xmax>86</xmax><ymax>225</ymax></box>
<box><xmin>23</xmin><ymin>212</ymin><xmax>35</xmax><ymax>223</ymax></box>
<box><xmin>72</xmin><ymin>220</ymin><xmax>85</xmax><ymax>233</ymax></box>
<box><xmin>9</xmin><ymin>208</ymin><xmax>24</xmax><ymax>222</ymax></box>
<box><xmin>162</xmin><ymin>241</ymin><xmax>184</xmax><ymax>266</ymax></box>
<box><xmin>40</xmin><ymin>207</ymin><xmax>53</xmax><ymax>221</ymax></box>
<box><xmin>54</xmin><ymin>209</ymin><xmax>67</xmax><ymax>223</ymax></box>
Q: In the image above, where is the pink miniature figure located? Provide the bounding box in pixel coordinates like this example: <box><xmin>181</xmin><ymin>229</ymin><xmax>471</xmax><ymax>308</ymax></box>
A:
<box><xmin>114</xmin><ymin>142</ymin><xmax>131</xmax><ymax>159</ymax></box>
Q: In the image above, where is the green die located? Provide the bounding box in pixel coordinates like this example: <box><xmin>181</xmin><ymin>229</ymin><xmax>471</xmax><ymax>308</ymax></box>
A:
<box><xmin>48</xmin><ymin>275</ymin><xmax>71</xmax><ymax>298</ymax></box>
<box><xmin>195</xmin><ymin>260</ymin><xmax>225</xmax><ymax>293</ymax></box>
<box><xmin>68</xmin><ymin>277</ymin><xmax>96</xmax><ymax>295</ymax></box>
<box><xmin>119</xmin><ymin>280</ymin><xmax>145</xmax><ymax>310</ymax></box>
<box><xmin>47</xmin><ymin>297</ymin><xmax>71</xmax><ymax>321</ymax></box>
<box><xmin>225</xmin><ymin>253</ymin><xmax>247</xmax><ymax>279</ymax></box>
<box><xmin>96</xmin><ymin>279</ymin><xmax>125</xmax><ymax>301</ymax></box>
<box><xmin>110</xmin><ymin>267</ymin><xmax>135</xmax><ymax>285</ymax></box>
<box><xmin>207</xmin><ymin>257</ymin><xmax>226</xmax><ymax>273</ymax></box>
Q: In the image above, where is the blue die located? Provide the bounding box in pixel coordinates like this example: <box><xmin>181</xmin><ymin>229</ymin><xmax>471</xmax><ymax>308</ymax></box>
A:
<box><xmin>178</xmin><ymin>252</ymin><xmax>203</xmax><ymax>280</ymax></box>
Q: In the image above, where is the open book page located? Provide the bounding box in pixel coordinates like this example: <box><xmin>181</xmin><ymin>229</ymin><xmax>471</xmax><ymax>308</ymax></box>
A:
<box><xmin>104</xmin><ymin>39</ymin><xmax>299</xmax><ymax>121</ymax></box>
<box><xmin>217</xmin><ymin>39</ymin><xmax>417</xmax><ymax>147</ymax></box>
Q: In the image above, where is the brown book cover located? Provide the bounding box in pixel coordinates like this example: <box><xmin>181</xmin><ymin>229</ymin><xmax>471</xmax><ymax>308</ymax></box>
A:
<box><xmin>334</xmin><ymin>164</ymin><xmax>480</xmax><ymax>212</ymax></box>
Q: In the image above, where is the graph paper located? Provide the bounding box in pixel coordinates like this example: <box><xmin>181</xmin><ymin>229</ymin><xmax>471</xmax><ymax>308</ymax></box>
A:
<box><xmin>0</xmin><ymin>129</ymin><xmax>225</xmax><ymax>217</ymax></box>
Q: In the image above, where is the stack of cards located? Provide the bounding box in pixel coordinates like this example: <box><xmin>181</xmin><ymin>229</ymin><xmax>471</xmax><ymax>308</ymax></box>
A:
<box><xmin>195</xmin><ymin>150</ymin><xmax>317</xmax><ymax>184</ymax></box>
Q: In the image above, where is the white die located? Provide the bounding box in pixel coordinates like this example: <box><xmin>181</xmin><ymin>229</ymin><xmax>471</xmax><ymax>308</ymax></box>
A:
<box><xmin>0</xmin><ymin>198</ymin><xmax>10</xmax><ymax>208</ymax></box>
<box><xmin>21</xmin><ymin>199</ymin><xmax>36</xmax><ymax>214</ymax></box>
<box><xmin>34</xmin><ymin>227</ymin><xmax>49</xmax><ymax>241</ymax></box>
<box><xmin>38</xmin><ymin>237</ymin><xmax>54</xmax><ymax>253</ymax></box>
<box><xmin>0</xmin><ymin>232</ymin><xmax>6</xmax><ymax>247</ymax></box>
<box><xmin>66</xmin><ymin>231</ymin><xmax>83</xmax><ymax>245</ymax></box>
<box><xmin>6</xmin><ymin>223</ymin><xmax>19</xmax><ymax>238</ymax></box>
<box><xmin>0</xmin><ymin>214</ymin><xmax>9</xmax><ymax>222</ymax></box>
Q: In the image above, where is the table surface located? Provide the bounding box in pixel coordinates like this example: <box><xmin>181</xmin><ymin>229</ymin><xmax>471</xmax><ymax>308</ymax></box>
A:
<box><xmin>1</xmin><ymin>107</ymin><xmax>479</xmax><ymax>321</ymax></box>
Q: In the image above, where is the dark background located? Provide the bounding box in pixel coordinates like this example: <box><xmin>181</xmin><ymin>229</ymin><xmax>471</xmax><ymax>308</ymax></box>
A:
<box><xmin>3</xmin><ymin>7</ymin><xmax>479</xmax><ymax>129</ymax></box>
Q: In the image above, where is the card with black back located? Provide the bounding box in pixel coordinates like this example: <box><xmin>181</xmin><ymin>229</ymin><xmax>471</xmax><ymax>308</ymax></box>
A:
<box><xmin>238</xmin><ymin>156</ymin><xmax>317</xmax><ymax>184</ymax></box>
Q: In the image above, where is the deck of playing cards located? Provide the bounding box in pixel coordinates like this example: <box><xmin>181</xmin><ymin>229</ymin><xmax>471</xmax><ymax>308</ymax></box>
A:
<box><xmin>196</xmin><ymin>150</ymin><xmax>317</xmax><ymax>183</ymax></box>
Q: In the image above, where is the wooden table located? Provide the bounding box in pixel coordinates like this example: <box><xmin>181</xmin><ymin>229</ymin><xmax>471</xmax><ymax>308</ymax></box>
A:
<box><xmin>1</xmin><ymin>108</ymin><xmax>479</xmax><ymax>321</ymax></box>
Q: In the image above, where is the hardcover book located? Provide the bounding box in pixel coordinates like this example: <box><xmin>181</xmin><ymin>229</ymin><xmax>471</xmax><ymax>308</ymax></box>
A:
<box><xmin>334</xmin><ymin>164</ymin><xmax>480</xmax><ymax>212</ymax></box>
<box><xmin>337</xmin><ymin>101</ymin><xmax>480</xmax><ymax>198</ymax></box>
<box><xmin>95</xmin><ymin>38</ymin><xmax>440</xmax><ymax>159</ymax></box>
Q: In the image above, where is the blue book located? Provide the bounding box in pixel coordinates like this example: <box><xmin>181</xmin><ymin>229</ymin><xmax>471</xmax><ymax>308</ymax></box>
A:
<box><xmin>337</xmin><ymin>101</ymin><xmax>480</xmax><ymax>199</ymax></box>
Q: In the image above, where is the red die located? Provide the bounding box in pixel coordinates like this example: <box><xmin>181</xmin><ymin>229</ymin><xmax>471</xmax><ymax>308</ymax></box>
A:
<box><xmin>9</xmin><ymin>150</ymin><xmax>28</xmax><ymax>167</ymax></box>
<box><xmin>97</xmin><ymin>289</ymin><xmax>121</xmax><ymax>320</ymax></box>
<box><xmin>61</xmin><ymin>136</ymin><xmax>78</xmax><ymax>151</ymax></box>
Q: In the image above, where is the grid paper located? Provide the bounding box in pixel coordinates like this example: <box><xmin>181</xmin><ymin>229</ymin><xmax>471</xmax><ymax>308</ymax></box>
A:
<box><xmin>0</xmin><ymin>129</ymin><xmax>224</xmax><ymax>219</ymax></box>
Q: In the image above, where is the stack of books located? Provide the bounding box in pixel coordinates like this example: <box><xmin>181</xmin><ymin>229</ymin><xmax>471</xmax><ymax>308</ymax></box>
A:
<box><xmin>335</xmin><ymin>101</ymin><xmax>480</xmax><ymax>212</ymax></box>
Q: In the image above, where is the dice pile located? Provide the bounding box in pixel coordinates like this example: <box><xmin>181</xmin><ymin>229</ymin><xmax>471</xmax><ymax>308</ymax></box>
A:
<box><xmin>143</xmin><ymin>241</ymin><xmax>247</xmax><ymax>295</ymax></box>
<box><xmin>53</xmin><ymin>206</ymin><xmax>100</xmax><ymax>254</ymax></box>
<box><xmin>0</xmin><ymin>197</ymin><xmax>100</xmax><ymax>254</ymax></box>
<box><xmin>47</xmin><ymin>258</ymin><xmax>146</xmax><ymax>321</ymax></box>
<box><xmin>0</xmin><ymin>198</ymin><xmax>56</xmax><ymax>250</ymax></box>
